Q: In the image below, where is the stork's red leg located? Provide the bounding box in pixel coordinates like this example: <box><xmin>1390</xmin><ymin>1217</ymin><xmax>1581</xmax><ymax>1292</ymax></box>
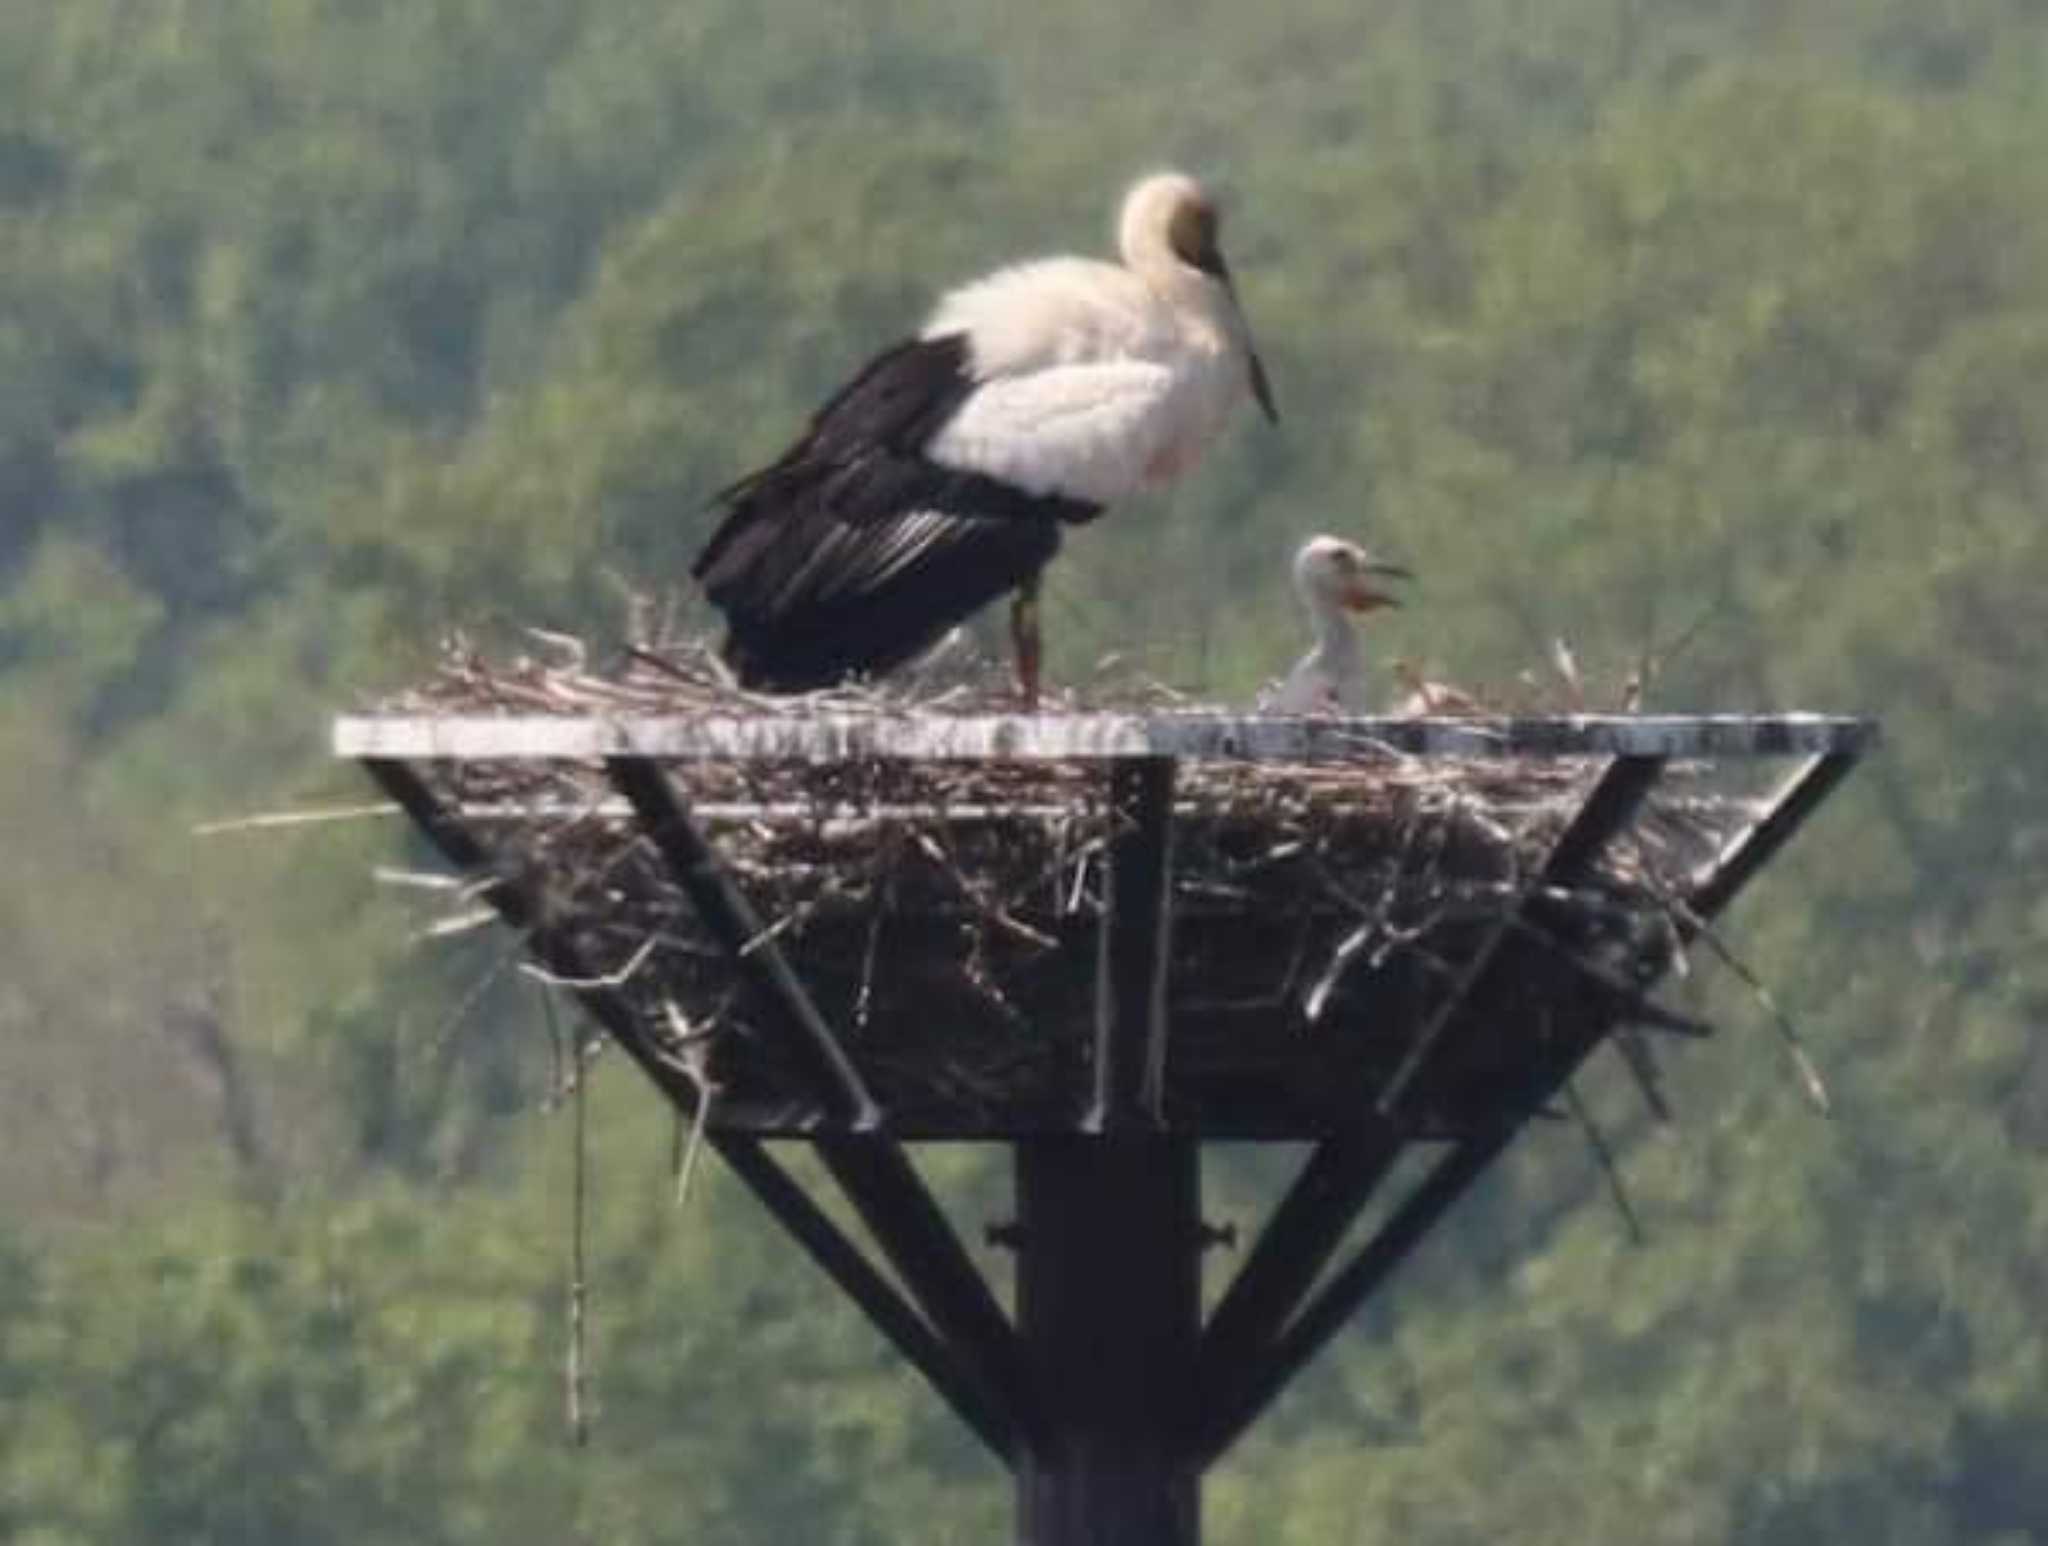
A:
<box><xmin>1010</xmin><ymin>578</ymin><xmax>1042</xmax><ymax>710</ymax></box>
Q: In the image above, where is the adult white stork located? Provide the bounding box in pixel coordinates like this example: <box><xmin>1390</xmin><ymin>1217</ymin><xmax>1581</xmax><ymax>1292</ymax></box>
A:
<box><xmin>692</xmin><ymin>170</ymin><xmax>1277</xmax><ymax>703</ymax></box>
<box><xmin>1261</xmin><ymin>534</ymin><xmax>1410</xmax><ymax>713</ymax></box>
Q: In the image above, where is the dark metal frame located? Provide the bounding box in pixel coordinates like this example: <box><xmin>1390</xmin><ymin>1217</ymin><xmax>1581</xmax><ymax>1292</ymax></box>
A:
<box><xmin>348</xmin><ymin>718</ymin><xmax>1869</xmax><ymax>1546</ymax></box>
<box><xmin>1089</xmin><ymin>757</ymin><xmax>1176</xmax><ymax>1131</ymax></box>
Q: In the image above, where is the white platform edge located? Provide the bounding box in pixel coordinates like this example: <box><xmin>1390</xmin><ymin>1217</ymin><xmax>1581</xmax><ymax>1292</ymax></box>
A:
<box><xmin>332</xmin><ymin>712</ymin><xmax>1876</xmax><ymax>764</ymax></box>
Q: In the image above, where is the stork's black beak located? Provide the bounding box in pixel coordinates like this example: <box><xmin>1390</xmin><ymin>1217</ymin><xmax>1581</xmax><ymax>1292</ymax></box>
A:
<box><xmin>1367</xmin><ymin>559</ymin><xmax>1413</xmax><ymax>581</ymax></box>
<box><xmin>1191</xmin><ymin>236</ymin><xmax>1280</xmax><ymax>424</ymax></box>
<box><xmin>1247</xmin><ymin>346</ymin><xmax>1279</xmax><ymax>424</ymax></box>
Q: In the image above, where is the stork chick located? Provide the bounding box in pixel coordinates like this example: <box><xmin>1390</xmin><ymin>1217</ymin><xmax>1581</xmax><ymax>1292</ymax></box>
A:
<box><xmin>1263</xmin><ymin>535</ymin><xmax>1410</xmax><ymax>714</ymax></box>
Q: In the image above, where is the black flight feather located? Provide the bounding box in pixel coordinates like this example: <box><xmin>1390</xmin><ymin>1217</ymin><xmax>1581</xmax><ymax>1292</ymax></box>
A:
<box><xmin>692</xmin><ymin>334</ymin><xmax>1101</xmax><ymax>691</ymax></box>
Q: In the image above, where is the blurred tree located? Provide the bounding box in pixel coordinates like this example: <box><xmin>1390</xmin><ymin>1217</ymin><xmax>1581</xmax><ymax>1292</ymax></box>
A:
<box><xmin>5</xmin><ymin>0</ymin><xmax>2048</xmax><ymax>1539</ymax></box>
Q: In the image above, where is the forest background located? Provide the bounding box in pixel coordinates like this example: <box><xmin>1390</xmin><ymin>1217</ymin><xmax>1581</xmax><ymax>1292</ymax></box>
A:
<box><xmin>3</xmin><ymin>0</ymin><xmax>2046</xmax><ymax>1540</ymax></box>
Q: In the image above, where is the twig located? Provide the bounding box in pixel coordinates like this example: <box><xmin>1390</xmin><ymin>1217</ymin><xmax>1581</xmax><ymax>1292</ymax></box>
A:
<box><xmin>1679</xmin><ymin>907</ymin><xmax>1832</xmax><ymax>1116</ymax></box>
<box><xmin>659</xmin><ymin>1001</ymin><xmax>718</xmax><ymax>1213</ymax></box>
<box><xmin>518</xmin><ymin>935</ymin><xmax>658</xmax><ymax>991</ymax></box>
<box><xmin>539</xmin><ymin>986</ymin><xmax>591</xmax><ymax>1447</ymax></box>
<box><xmin>192</xmin><ymin>802</ymin><xmax>400</xmax><ymax>836</ymax></box>
<box><xmin>537</xmin><ymin>972</ymin><xmax>570</xmax><ymax>1103</ymax></box>
<box><xmin>422</xmin><ymin>929</ymin><xmax>529</xmax><ymax>1067</ymax></box>
<box><xmin>1303</xmin><ymin>805</ymin><xmax>1428</xmax><ymax>1024</ymax></box>
<box><xmin>1608</xmin><ymin>1026</ymin><xmax>1673</xmax><ymax>1123</ymax></box>
<box><xmin>411</xmin><ymin>907</ymin><xmax>500</xmax><ymax>942</ymax></box>
<box><xmin>913</xmin><ymin>830</ymin><xmax>1059</xmax><ymax>949</ymax></box>
<box><xmin>1378</xmin><ymin>804</ymin><xmax>1524</xmax><ymax>1112</ymax></box>
<box><xmin>1492</xmin><ymin>915</ymin><xmax>1711</xmax><ymax>1038</ymax></box>
<box><xmin>1564</xmin><ymin>1077</ymin><xmax>1644</xmax><ymax>1245</ymax></box>
<box><xmin>853</xmin><ymin>860</ymin><xmax>893</xmax><ymax>1034</ymax></box>
<box><xmin>375</xmin><ymin>865</ymin><xmax>465</xmax><ymax>891</ymax></box>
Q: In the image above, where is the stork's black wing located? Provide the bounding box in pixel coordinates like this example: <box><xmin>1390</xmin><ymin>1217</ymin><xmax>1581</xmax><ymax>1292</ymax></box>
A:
<box><xmin>692</xmin><ymin>334</ymin><xmax>1099</xmax><ymax>691</ymax></box>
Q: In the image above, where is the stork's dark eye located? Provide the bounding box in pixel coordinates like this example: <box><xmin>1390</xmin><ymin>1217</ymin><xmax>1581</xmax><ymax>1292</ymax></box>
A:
<box><xmin>1168</xmin><ymin>200</ymin><xmax>1228</xmax><ymax>279</ymax></box>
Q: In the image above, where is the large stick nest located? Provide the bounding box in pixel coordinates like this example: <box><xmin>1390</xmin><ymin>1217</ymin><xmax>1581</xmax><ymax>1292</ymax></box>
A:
<box><xmin>379</xmin><ymin>636</ymin><xmax>1755</xmax><ymax>1135</ymax></box>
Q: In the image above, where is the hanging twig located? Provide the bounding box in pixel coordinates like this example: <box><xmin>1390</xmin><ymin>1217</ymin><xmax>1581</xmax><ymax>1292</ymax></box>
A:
<box><xmin>1678</xmin><ymin>906</ymin><xmax>1833</xmax><ymax>1116</ymax></box>
<box><xmin>1607</xmin><ymin>1026</ymin><xmax>1673</xmax><ymax>1124</ymax></box>
<box><xmin>423</xmin><ymin>929</ymin><xmax>530</xmax><ymax>1068</ymax></box>
<box><xmin>659</xmin><ymin>999</ymin><xmax>718</xmax><ymax>1214</ymax></box>
<box><xmin>538</xmin><ymin>973</ymin><xmax>569</xmax><ymax>1102</ymax></box>
<box><xmin>538</xmin><ymin>987</ymin><xmax>592</xmax><ymax>1448</ymax></box>
<box><xmin>1564</xmin><ymin>1077</ymin><xmax>1644</xmax><ymax>1246</ymax></box>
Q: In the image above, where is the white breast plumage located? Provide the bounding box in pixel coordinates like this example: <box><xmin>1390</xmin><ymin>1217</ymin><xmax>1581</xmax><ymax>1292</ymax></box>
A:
<box><xmin>921</xmin><ymin>259</ymin><xmax>1229</xmax><ymax>504</ymax></box>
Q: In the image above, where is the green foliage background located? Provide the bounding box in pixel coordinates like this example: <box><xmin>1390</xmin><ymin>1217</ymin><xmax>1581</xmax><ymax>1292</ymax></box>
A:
<box><xmin>4</xmin><ymin>0</ymin><xmax>2047</xmax><ymax>1539</ymax></box>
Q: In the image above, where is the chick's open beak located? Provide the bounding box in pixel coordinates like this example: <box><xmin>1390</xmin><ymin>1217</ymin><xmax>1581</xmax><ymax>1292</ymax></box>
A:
<box><xmin>1344</xmin><ymin>559</ymin><xmax>1412</xmax><ymax>612</ymax></box>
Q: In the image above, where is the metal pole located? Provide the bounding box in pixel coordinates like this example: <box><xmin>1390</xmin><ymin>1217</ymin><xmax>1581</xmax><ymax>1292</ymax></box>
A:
<box><xmin>1015</xmin><ymin>1137</ymin><xmax>1202</xmax><ymax>1546</ymax></box>
<box><xmin>1088</xmin><ymin>757</ymin><xmax>1176</xmax><ymax>1131</ymax></box>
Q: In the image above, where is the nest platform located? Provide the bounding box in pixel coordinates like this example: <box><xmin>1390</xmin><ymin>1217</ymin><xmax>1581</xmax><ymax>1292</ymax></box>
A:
<box><xmin>336</xmin><ymin>670</ymin><xmax>1871</xmax><ymax>1142</ymax></box>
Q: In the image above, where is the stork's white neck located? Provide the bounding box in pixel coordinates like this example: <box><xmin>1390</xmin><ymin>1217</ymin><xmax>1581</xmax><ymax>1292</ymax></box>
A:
<box><xmin>1119</xmin><ymin>243</ymin><xmax>1235</xmax><ymax>342</ymax></box>
<box><xmin>1308</xmin><ymin>592</ymin><xmax>1361</xmax><ymax>668</ymax></box>
<box><xmin>1299</xmin><ymin>579</ymin><xmax>1366</xmax><ymax>709</ymax></box>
